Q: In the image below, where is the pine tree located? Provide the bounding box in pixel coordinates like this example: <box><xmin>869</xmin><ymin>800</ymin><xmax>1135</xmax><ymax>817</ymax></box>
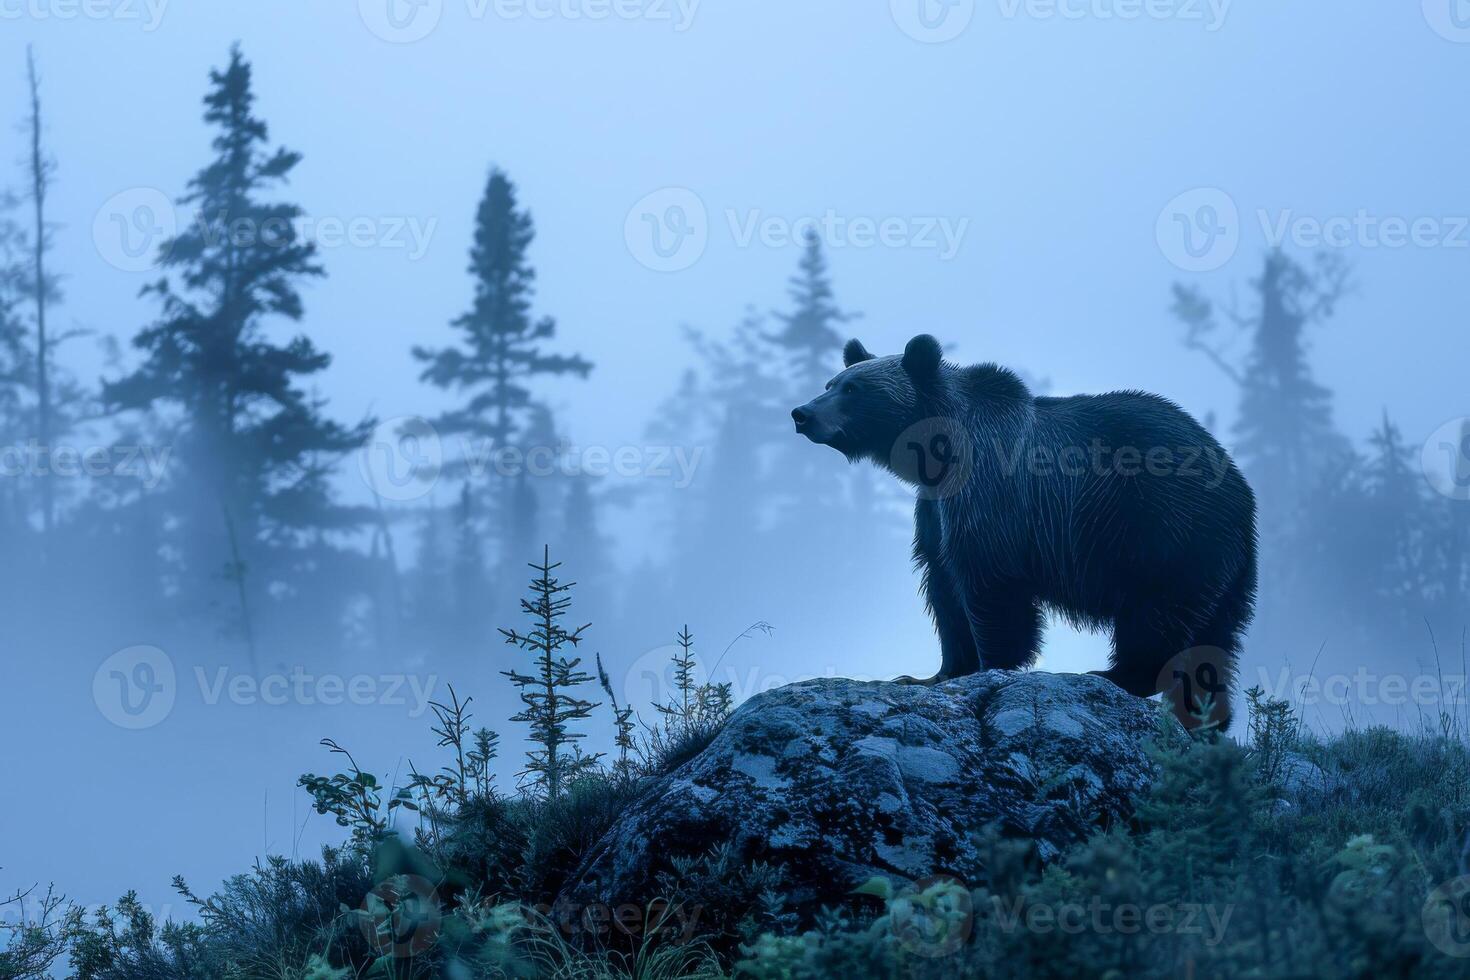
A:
<box><xmin>451</xmin><ymin>483</ymin><xmax>489</xmax><ymax>639</ymax></box>
<box><xmin>767</xmin><ymin>232</ymin><xmax>855</xmax><ymax>395</ymax></box>
<box><xmin>1</xmin><ymin>48</ymin><xmax>79</xmax><ymax>546</ymax></box>
<box><xmin>410</xmin><ymin>502</ymin><xmax>453</xmax><ymax>645</ymax></box>
<box><xmin>499</xmin><ymin>546</ymin><xmax>601</xmax><ymax>798</ymax></box>
<box><xmin>415</xmin><ymin>169</ymin><xmax>589</xmax><ymax>595</ymax></box>
<box><xmin>413</xmin><ymin>168</ymin><xmax>590</xmax><ymax>460</ymax></box>
<box><xmin>1232</xmin><ymin>252</ymin><xmax>1350</xmax><ymax>517</ymax></box>
<box><xmin>560</xmin><ymin>473</ymin><xmax>613</xmax><ymax>619</ymax></box>
<box><xmin>103</xmin><ymin>46</ymin><xmax>368</xmax><ymax>626</ymax></box>
<box><xmin>654</xmin><ymin>625</ymin><xmax>698</xmax><ymax>731</ymax></box>
<box><xmin>1439</xmin><ymin>420</ymin><xmax>1470</xmax><ymax>604</ymax></box>
<box><xmin>1365</xmin><ymin>411</ymin><xmax>1424</xmax><ymax>607</ymax></box>
<box><xmin>765</xmin><ymin>239</ymin><xmax>872</xmax><ymax>588</ymax></box>
<box><xmin>496</xmin><ymin>403</ymin><xmax>558</xmax><ymax>596</ymax></box>
<box><xmin>0</xmin><ymin>212</ymin><xmax>31</xmax><ymax>541</ymax></box>
<box><xmin>1174</xmin><ymin>249</ymin><xmax>1351</xmax><ymax>607</ymax></box>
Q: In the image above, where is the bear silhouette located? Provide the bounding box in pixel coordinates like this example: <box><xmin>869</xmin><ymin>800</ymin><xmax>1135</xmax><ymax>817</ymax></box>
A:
<box><xmin>792</xmin><ymin>334</ymin><xmax>1257</xmax><ymax>731</ymax></box>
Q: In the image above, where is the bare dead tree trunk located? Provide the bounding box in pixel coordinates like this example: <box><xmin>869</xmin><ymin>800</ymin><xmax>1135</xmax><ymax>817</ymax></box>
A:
<box><xmin>26</xmin><ymin>46</ymin><xmax>53</xmax><ymax>539</ymax></box>
<box><xmin>220</xmin><ymin>501</ymin><xmax>259</xmax><ymax>677</ymax></box>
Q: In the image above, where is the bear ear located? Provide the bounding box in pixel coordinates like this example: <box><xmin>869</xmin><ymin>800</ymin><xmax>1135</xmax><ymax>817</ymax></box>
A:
<box><xmin>843</xmin><ymin>338</ymin><xmax>875</xmax><ymax>368</ymax></box>
<box><xmin>902</xmin><ymin>334</ymin><xmax>943</xmax><ymax>380</ymax></box>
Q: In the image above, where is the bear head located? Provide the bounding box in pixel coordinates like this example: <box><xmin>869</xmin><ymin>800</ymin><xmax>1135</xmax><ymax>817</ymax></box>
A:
<box><xmin>791</xmin><ymin>334</ymin><xmax>945</xmax><ymax>466</ymax></box>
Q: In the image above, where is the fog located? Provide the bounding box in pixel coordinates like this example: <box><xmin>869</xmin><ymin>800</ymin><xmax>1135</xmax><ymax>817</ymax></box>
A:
<box><xmin>2</xmin><ymin>0</ymin><xmax>1468</xmax><ymax>936</ymax></box>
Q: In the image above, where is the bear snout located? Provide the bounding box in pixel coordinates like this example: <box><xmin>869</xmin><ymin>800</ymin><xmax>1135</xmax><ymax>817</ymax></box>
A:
<box><xmin>791</xmin><ymin>406</ymin><xmax>813</xmax><ymax>432</ymax></box>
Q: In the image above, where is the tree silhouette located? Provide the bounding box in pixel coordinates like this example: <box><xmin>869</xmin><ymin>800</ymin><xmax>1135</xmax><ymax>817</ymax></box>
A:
<box><xmin>414</xmin><ymin>168</ymin><xmax>590</xmax><ymax>457</ymax></box>
<box><xmin>104</xmin><ymin>45</ymin><xmax>369</xmax><ymax>637</ymax></box>
<box><xmin>499</xmin><ymin>546</ymin><xmax>602</xmax><ymax>798</ymax></box>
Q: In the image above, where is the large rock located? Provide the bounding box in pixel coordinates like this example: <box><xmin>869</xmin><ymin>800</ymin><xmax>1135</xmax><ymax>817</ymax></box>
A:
<box><xmin>561</xmin><ymin>671</ymin><xmax>1168</xmax><ymax>920</ymax></box>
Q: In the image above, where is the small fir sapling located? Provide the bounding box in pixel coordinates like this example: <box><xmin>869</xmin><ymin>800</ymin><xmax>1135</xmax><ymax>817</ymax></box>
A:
<box><xmin>499</xmin><ymin>545</ymin><xmax>603</xmax><ymax>799</ymax></box>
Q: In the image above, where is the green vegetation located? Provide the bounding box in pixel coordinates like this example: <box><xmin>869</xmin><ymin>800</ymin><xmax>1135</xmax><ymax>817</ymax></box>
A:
<box><xmin>9</xmin><ymin>564</ymin><xmax>1470</xmax><ymax>979</ymax></box>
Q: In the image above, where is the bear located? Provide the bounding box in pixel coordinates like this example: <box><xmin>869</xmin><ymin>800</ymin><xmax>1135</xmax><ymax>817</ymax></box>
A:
<box><xmin>791</xmin><ymin>334</ymin><xmax>1257</xmax><ymax>731</ymax></box>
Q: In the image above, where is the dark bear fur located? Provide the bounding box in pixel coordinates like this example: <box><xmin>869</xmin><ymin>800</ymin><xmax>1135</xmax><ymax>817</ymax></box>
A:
<box><xmin>792</xmin><ymin>335</ymin><xmax>1257</xmax><ymax>730</ymax></box>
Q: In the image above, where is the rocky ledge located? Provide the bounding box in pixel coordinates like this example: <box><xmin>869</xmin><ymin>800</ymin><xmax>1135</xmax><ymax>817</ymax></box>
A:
<box><xmin>560</xmin><ymin>670</ymin><xmax>1170</xmax><ymax>921</ymax></box>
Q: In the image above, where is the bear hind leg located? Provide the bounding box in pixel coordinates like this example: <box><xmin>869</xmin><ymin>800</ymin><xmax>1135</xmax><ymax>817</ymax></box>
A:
<box><xmin>1106</xmin><ymin>594</ymin><xmax>1241</xmax><ymax>732</ymax></box>
<box><xmin>968</xmin><ymin>588</ymin><xmax>1044</xmax><ymax>671</ymax></box>
<box><xmin>1104</xmin><ymin>604</ymin><xmax>1200</xmax><ymax>699</ymax></box>
<box><xmin>1175</xmin><ymin>566</ymin><xmax>1255</xmax><ymax>731</ymax></box>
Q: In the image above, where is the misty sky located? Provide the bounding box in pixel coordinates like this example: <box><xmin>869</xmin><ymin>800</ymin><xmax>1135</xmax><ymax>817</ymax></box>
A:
<box><xmin>3</xmin><ymin>0</ymin><xmax>1469</xmax><ymax>936</ymax></box>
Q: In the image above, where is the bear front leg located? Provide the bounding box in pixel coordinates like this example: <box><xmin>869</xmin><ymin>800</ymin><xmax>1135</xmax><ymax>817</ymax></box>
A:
<box><xmin>903</xmin><ymin>498</ymin><xmax>980</xmax><ymax>684</ymax></box>
<box><xmin>964</xmin><ymin>584</ymin><xmax>1043</xmax><ymax>671</ymax></box>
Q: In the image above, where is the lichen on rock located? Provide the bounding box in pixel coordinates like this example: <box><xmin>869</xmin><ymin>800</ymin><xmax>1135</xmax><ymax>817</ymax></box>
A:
<box><xmin>559</xmin><ymin>670</ymin><xmax>1170</xmax><ymax>924</ymax></box>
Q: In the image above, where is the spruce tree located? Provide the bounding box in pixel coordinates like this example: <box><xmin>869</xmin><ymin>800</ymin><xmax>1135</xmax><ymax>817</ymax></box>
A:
<box><xmin>413</xmin><ymin>168</ymin><xmax>590</xmax><ymax>458</ymax></box>
<box><xmin>0</xmin><ymin>214</ymin><xmax>31</xmax><ymax>540</ymax></box>
<box><xmin>1174</xmin><ymin>249</ymin><xmax>1351</xmax><ymax>604</ymax></box>
<box><xmin>560</xmin><ymin>473</ymin><xmax>612</xmax><ymax>610</ymax></box>
<box><xmin>499</xmin><ymin>546</ymin><xmax>601</xmax><ymax>799</ymax></box>
<box><xmin>451</xmin><ymin>483</ymin><xmax>489</xmax><ymax>639</ymax></box>
<box><xmin>104</xmin><ymin>46</ymin><xmax>368</xmax><ymax>625</ymax></box>
<box><xmin>410</xmin><ymin>502</ymin><xmax>453</xmax><ymax>646</ymax></box>
<box><xmin>1232</xmin><ymin>251</ymin><xmax>1349</xmax><ymax>517</ymax></box>
<box><xmin>414</xmin><ymin>168</ymin><xmax>589</xmax><ymax>591</ymax></box>
<box><xmin>1365</xmin><ymin>412</ymin><xmax>1423</xmax><ymax>606</ymax></box>
<box><xmin>767</xmin><ymin>232</ymin><xmax>855</xmax><ymax>396</ymax></box>
<box><xmin>767</xmin><ymin>237</ymin><xmax>860</xmax><ymax>537</ymax></box>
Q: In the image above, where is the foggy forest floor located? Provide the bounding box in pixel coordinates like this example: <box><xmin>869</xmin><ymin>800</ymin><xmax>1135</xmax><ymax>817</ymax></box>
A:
<box><xmin>9</xmin><ymin>664</ymin><xmax>1470</xmax><ymax>979</ymax></box>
